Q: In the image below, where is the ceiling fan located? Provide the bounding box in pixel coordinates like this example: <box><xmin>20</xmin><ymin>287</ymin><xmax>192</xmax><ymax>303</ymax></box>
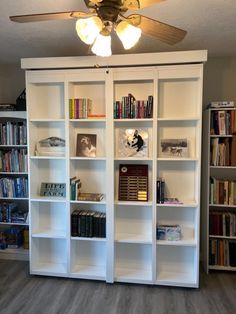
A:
<box><xmin>9</xmin><ymin>0</ymin><xmax>187</xmax><ymax>57</ymax></box>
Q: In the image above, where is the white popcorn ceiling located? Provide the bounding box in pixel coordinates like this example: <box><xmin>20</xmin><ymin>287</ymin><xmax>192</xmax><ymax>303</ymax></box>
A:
<box><xmin>0</xmin><ymin>0</ymin><xmax>236</xmax><ymax>64</ymax></box>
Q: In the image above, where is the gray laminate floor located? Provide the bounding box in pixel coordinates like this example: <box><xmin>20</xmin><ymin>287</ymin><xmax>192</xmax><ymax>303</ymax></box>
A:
<box><xmin>0</xmin><ymin>260</ymin><xmax>236</xmax><ymax>314</ymax></box>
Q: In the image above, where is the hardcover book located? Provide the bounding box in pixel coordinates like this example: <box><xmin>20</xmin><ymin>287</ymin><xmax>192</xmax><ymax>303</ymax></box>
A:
<box><xmin>76</xmin><ymin>133</ymin><xmax>97</xmax><ymax>157</ymax></box>
<box><xmin>117</xmin><ymin>128</ymin><xmax>148</xmax><ymax>157</ymax></box>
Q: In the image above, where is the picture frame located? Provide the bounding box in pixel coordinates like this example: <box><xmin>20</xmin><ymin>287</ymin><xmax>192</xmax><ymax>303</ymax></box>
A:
<box><xmin>117</xmin><ymin>128</ymin><xmax>149</xmax><ymax>157</ymax></box>
<box><xmin>160</xmin><ymin>138</ymin><xmax>188</xmax><ymax>158</ymax></box>
<box><xmin>76</xmin><ymin>133</ymin><xmax>97</xmax><ymax>157</ymax></box>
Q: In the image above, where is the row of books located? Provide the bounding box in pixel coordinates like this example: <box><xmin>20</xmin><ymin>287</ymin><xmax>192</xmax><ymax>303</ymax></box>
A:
<box><xmin>0</xmin><ymin>177</ymin><xmax>28</xmax><ymax>198</ymax></box>
<box><xmin>0</xmin><ymin>202</ymin><xmax>28</xmax><ymax>224</ymax></box>
<box><xmin>210</xmin><ymin>178</ymin><xmax>236</xmax><ymax>205</ymax></box>
<box><xmin>209</xmin><ymin>239</ymin><xmax>236</xmax><ymax>267</ymax></box>
<box><xmin>0</xmin><ymin>226</ymin><xmax>28</xmax><ymax>250</ymax></box>
<box><xmin>208</xmin><ymin>101</ymin><xmax>235</xmax><ymax>109</ymax></box>
<box><xmin>0</xmin><ymin>149</ymin><xmax>28</xmax><ymax>172</ymax></box>
<box><xmin>114</xmin><ymin>94</ymin><xmax>153</xmax><ymax>119</ymax></box>
<box><xmin>70</xmin><ymin>177</ymin><xmax>81</xmax><ymax>201</ymax></box>
<box><xmin>210</xmin><ymin>137</ymin><xmax>236</xmax><ymax>166</ymax></box>
<box><xmin>71</xmin><ymin>209</ymin><xmax>106</xmax><ymax>238</ymax></box>
<box><xmin>69</xmin><ymin>98</ymin><xmax>92</xmax><ymax>119</ymax></box>
<box><xmin>0</xmin><ymin>121</ymin><xmax>27</xmax><ymax>145</ymax></box>
<box><xmin>210</xmin><ymin>110</ymin><xmax>236</xmax><ymax>135</ymax></box>
<box><xmin>209</xmin><ymin>211</ymin><xmax>236</xmax><ymax>236</ymax></box>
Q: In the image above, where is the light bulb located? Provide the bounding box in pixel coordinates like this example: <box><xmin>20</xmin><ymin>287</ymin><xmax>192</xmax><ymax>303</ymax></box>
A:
<box><xmin>91</xmin><ymin>33</ymin><xmax>112</xmax><ymax>57</ymax></box>
<box><xmin>116</xmin><ymin>20</ymin><xmax>141</xmax><ymax>49</ymax></box>
<box><xmin>76</xmin><ymin>16</ymin><xmax>103</xmax><ymax>45</ymax></box>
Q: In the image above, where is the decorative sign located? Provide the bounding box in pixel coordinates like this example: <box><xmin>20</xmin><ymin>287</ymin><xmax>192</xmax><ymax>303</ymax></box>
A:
<box><xmin>40</xmin><ymin>182</ymin><xmax>66</xmax><ymax>197</ymax></box>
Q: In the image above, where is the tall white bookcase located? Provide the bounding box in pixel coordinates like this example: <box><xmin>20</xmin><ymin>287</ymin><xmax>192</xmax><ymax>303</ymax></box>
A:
<box><xmin>23</xmin><ymin>51</ymin><xmax>207</xmax><ymax>287</ymax></box>
<box><xmin>0</xmin><ymin>111</ymin><xmax>29</xmax><ymax>261</ymax></box>
<box><xmin>202</xmin><ymin>107</ymin><xmax>236</xmax><ymax>273</ymax></box>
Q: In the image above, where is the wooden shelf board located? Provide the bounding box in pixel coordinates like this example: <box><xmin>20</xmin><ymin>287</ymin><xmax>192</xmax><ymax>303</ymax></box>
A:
<box><xmin>115</xmin><ymin>233</ymin><xmax>152</xmax><ymax>244</ymax></box>
<box><xmin>31</xmin><ymin>262</ymin><xmax>67</xmax><ymax>275</ymax></box>
<box><xmin>156</xmin><ymin>271</ymin><xmax>196</xmax><ymax>287</ymax></box>
<box><xmin>71</xmin><ymin>236</ymin><xmax>106</xmax><ymax>242</ymax></box>
<box><xmin>31</xmin><ymin>197</ymin><xmax>66</xmax><ymax>203</ymax></box>
<box><xmin>30</xmin><ymin>119</ymin><xmax>65</xmax><ymax>122</ymax></box>
<box><xmin>156</xmin><ymin>240</ymin><xmax>197</xmax><ymax>247</ymax></box>
<box><xmin>115</xmin><ymin>267</ymin><xmax>152</xmax><ymax>284</ymax></box>
<box><xmin>70</xmin><ymin>265</ymin><xmax>106</xmax><ymax>280</ymax></box>
<box><xmin>157</xmin><ymin>117</ymin><xmax>200</xmax><ymax>121</ymax></box>
<box><xmin>157</xmin><ymin>158</ymin><xmax>198</xmax><ymax>162</ymax></box>
<box><xmin>115</xmin><ymin>201</ymin><xmax>152</xmax><ymax>206</ymax></box>
<box><xmin>32</xmin><ymin>230</ymin><xmax>66</xmax><ymax>239</ymax></box>
<box><xmin>208</xmin><ymin>265</ymin><xmax>236</xmax><ymax>271</ymax></box>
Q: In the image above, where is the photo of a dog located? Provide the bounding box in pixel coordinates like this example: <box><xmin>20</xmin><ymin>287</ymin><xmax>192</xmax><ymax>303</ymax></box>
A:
<box><xmin>76</xmin><ymin>134</ymin><xmax>97</xmax><ymax>157</ymax></box>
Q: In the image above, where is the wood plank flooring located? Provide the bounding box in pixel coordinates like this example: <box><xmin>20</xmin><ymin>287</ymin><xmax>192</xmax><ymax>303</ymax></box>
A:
<box><xmin>0</xmin><ymin>260</ymin><xmax>236</xmax><ymax>314</ymax></box>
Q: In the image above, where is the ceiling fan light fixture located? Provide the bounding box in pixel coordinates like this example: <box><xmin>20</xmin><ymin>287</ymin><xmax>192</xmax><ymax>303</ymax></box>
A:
<box><xmin>91</xmin><ymin>33</ymin><xmax>112</xmax><ymax>57</ymax></box>
<box><xmin>75</xmin><ymin>16</ymin><xmax>103</xmax><ymax>45</ymax></box>
<box><xmin>116</xmin><ymin>20</ymin><xmax>141</xmax><ymax>49</ymax></box>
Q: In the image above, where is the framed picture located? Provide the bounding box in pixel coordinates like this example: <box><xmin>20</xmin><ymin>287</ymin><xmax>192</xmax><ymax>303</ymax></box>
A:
<box><xmin>160</xmin><ymin>138</ymin><xmax>188</xmax><ymax>158</ymax></box>
<box><xmin>117</xmin><ymin>128</ymin><xmax>148</xmax><ymax>157</ymax></box>
<box><xmin>76</xmin><ymin>133</ymin><xmax>97</xmax><ymax>157</ymax></box>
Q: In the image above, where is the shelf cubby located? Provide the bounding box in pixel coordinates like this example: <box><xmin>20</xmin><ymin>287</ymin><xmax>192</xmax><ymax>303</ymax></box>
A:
<box><xmin>156</xmin><ymin>205</ymin><xmax>197</xmax><ymax>245</ymax></box>
<box><xmin>115</xmin><ymin>242</ymin><xmax>152</xmax><ymax>284</ymax></box>
<box><xmin>30</xmin><ymin>159</ymin><xmax>66</xmax><ymax>199</ymax></box>
<box><xmin>28</xmin><ymin>82</ymin><xmax>65</xmax><ymax>119</ymax></box>
<box><xmin>156</xmin><ymin>161</ymin><xmax>199</xmax><ymax>204</ymax></box>
<box><xmin>69</xmin><ymin>121</ymin><xmax>106</xmax><ymax>158</ymax></box>
<box><xmin>156</xmin><ymin>246</ymin><xmax>197</xmax><ymax>287</ymax></box>
<box><xmin>70</xmin><ymin>239</ymin><xmax>106</xmax><ymax>280</ymax></box>
<box><xmin>68</xmin><ymin>80</ymin><xmax>106</xmax><ymax>117</ymax></box>
<box><xmin>115</xmin><ymin>204</ymin><xmax>152</xmax><ymax>244</ymax></box>
<box><xmin>157</xmin><ymin>120</ymin><xmax>200</xmax><ymax>159</ymax></box>
<box><xmin>158</xmin><ymin>78</ymin><xmax>200</xmax><ymax>119</ymax></box>
<box><xmin>31</xmin><ymin>201</ymin><xmax>67</xmax><ymax>239</ymax></box>
<box><xmin>31</xmin><ymin>237</ymin><xmax>67</xmax><ymax>276</ymax></box>
<box><xmin>29</xmin><ymin>120</ymin><xmax>65</xmax><ymax>157</ymax></box>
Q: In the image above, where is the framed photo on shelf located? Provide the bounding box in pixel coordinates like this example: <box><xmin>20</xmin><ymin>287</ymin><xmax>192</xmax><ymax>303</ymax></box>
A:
<box><xmin>117</xmin><ymin>128</ymin><xmax>149</xmax><ymax>157</ymax></box>
<box><xmin>160</xmin><ymin>138</ymin><xmax>188</xmax><ymax>158</ymax></box>
<box><xmin>76</xmin><ymin>133</ymin><xmax>97</xmax><ymax>157</ymax></box>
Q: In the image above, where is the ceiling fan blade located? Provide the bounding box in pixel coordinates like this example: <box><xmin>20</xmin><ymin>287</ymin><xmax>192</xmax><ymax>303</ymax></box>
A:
<box><xmin>9</xmin><ymin>11</ymin><xmax>92</xmax><ymax>23</ymax></box>
<box><xmin>123</xmin><ymin>0</ymin><xmax>165</xmax><ymax>10</ymax></box>
<box><xmin>127</xmin><ymin>14</ymin><xmax>187</xmax><ymax>45</ymax></box>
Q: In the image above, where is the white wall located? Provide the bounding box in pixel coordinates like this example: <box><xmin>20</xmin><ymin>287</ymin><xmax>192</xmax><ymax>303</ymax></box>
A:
<box><xmin>0</xmin><ymin>63</ymin><xmax>25</xmax><ymax>104</ymax></box>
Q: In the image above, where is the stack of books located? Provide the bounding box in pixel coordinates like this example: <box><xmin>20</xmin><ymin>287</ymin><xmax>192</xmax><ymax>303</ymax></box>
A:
<box><xmin>71</xmin><ymin>209</ymin><xmax>106</xmax><ymax>238</ymax></box>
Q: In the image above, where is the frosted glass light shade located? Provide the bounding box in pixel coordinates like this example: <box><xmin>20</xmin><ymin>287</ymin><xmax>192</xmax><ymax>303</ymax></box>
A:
<box><xmin>116</xmin><ymin>20</ymin><xmax>141</xmax><ymax>49</ymax></box>
<box><xmin>91</xmin><ymin>33</ymin><xmax>112</xmax><ymax>57</ymax></box>
<box><xmin>76</xmin><ymin>16</ymin><xmax>103</xmax><ymax>45</ymax></box>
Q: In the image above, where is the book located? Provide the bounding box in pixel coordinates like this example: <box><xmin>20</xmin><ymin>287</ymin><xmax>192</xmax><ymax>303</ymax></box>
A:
<box><xmin>208</xmin><ymin>101</ymin><xmax>235</xmax><ymax>108</ymax></box>
<box><xmin>117</xmin><ymin>128</ymin><xmax>148</xmax><ymax>157</ymax></box>
<box><xmin>77</xmin><ymin>192</ymin><xmax>104</xmax><ymax>202</ymax></box>
<box><xmin>76</xmin><ymin>133</ymin><xmax>97</xmax><ymax>157</ymax></box>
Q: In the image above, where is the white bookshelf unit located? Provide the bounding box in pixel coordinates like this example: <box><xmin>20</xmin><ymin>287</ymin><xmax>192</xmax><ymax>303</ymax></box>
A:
<box><xmin>202</xmin><ymin>107</ymin><xmax>236</xmax><ymax>273</ymax></box>
<box><xmin>23</xmin><ymin>51</ymin><xmax>207</xmax><ymax>287</ymax></box>
<box><xmin>0</xmin><ymin>111</ymin><xmax>29</xmax><ymax>261</ymax></box>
